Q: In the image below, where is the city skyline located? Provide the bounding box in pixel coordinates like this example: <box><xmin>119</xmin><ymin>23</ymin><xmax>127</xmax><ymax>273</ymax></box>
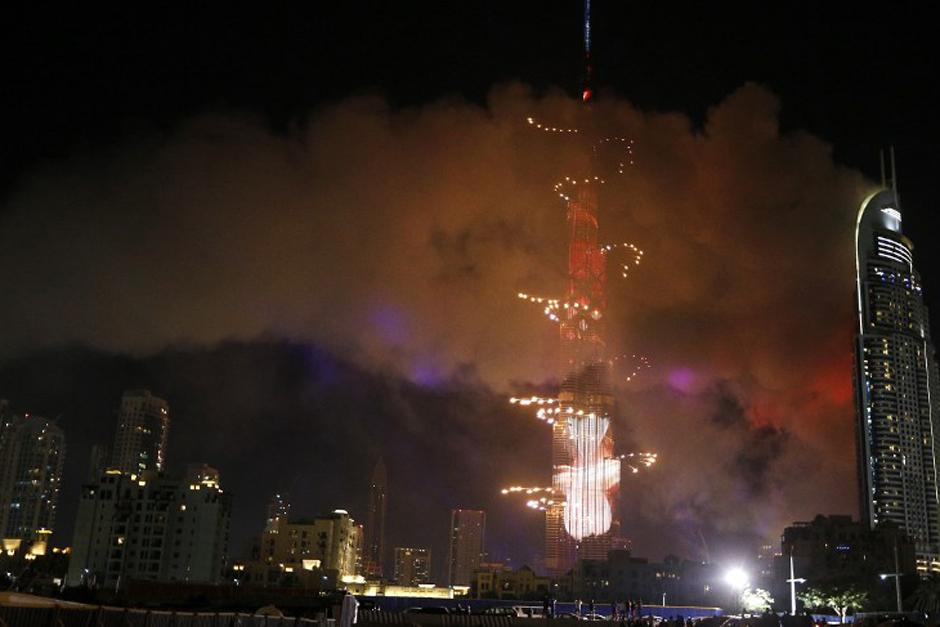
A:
<box><xmin>2</xmin><ymin>2</ymin><xmax>940</xmax><ymax>584</ymax></box>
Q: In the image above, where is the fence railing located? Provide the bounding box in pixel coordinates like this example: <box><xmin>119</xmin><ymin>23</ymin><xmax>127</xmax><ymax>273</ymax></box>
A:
<box><xmin>358</xmin><ymin>611</ymin><xmax>514</xmax><ymax>627</ymax></box>
<box><xmin>0</xmin><ymin>605</ymin><xmax>330</xmax><ymax>627</ymax></box>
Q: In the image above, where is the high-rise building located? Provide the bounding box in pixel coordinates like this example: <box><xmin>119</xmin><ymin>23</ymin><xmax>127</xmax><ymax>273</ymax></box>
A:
<box><xmin>67</xmin><ymin>464</ymin><xmax>231</xmax><ymax>587</ymax></box>
<box><xmin>86</xmin><ymin>444</ymin><xmax>109</xmax><ymax>483</ymax></box>
<box><xmin>503</xmin><ymin>4</ymin><xmax>644</xmax><ymax>577</ymax></box>
<box><xmin>448</xmin><ymin>509</ymin><xmax>485</xmax><ymax>586</ymax></box>
<box><xmin>0</xmin><ymin>414</ymin><xmax>65</xmax><ymax>550</ymax></box>
<box><xmin>393</xmin><ymin>547</ymin><xmax>431</xmax><ymax>586</ymax></box>
<box><xmin>364</xmin><ymin>457</ymin><xmax>387</xmax><ymax>578</ymax></box>
<box><xmin>110</xmin><ymin>389</ymin><xmax>169</xmax><ymax>476</ymax></box>
<box><xmin>266</xmin><ymin>492</ymin><xmax>291</xmax><ymax>531</ymax></box>
<box><xmin>854</xmin><ymin>185</ymin><xmax>940</xmax><ymax>572</ymax></box>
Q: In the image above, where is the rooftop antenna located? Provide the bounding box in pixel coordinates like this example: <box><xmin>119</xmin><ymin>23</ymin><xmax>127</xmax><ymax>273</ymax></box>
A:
<box><xmin>582</xmin><ymin>0</ymin><xmax>593</xmax><ymax>103</ymax></box>
<box><xmin>889</xmin><ymin>145</ymin><xmax>900</xmax><ymax>209</ymax></box>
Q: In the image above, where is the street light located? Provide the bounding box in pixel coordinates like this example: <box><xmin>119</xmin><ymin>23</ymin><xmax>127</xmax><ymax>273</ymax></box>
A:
<box><xmin>787</xmin><ymin>550</ymin><xmax>806</xmax><ymax>615</ymax></box>
<box><xmin>879</xmin><ymin>542</ymin><xmax>903</xmax><ymax>614</ymax></box>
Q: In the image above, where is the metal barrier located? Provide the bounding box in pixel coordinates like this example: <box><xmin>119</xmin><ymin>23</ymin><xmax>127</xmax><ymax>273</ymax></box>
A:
<box><xmin>0</xmin><ymin>606</ymin><xmax>325</xmax><ymax>627</ymax></box>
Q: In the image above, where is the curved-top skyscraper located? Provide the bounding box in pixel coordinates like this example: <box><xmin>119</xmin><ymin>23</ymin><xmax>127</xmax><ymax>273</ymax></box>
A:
<box><xmin>855</xmin><ymin>187</ymin><xmax>940</xmax><ymax>572</ymax></box>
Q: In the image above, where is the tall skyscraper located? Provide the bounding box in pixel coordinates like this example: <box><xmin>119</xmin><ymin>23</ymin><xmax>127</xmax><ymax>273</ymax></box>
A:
<box><xmin>854</xmin><ymin>184</ymin><xmax>940</xmax><ymax>572</ymax></box>
<box><xmin>448</xmin><ymin>508</ymin><xmax>485</xmax><ymax>586</ymax></box>
<box><xmin>503</xmin><ymin>2</ymin><xmax>653</xmax><ymax>577</ymax></box>
<box><xmin>364</xmin><ymin>457</ymin><xmax>387</xmax><ymax>578</ymax></box>
<box><xmin>111</xmin><ymin>389</ymin><xmax>169</xmax><ymax>476</ymax></box>
<box><xmin>393</xmin><ymin>546</ymin><xmax>431</xmax><ymax>586</ymax></box>
<box><xmin>0</xmin><ymin>414</ymin><xmax>65</xmax><ymax>549</ymax></box>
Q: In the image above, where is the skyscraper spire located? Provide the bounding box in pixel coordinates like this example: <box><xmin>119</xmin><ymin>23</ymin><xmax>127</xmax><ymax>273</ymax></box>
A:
<box><xmin>364</xmin><ymin>456</ymin><xmax>388</xmax><ymax>578</ymax></box>
<box><xmin>582</xmin><ymin>0</ymin><xmax>594</xmax><ymax>103</ymax></box>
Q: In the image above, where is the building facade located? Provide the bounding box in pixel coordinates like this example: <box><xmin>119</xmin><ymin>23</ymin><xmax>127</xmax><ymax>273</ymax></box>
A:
<box><xmin>854</xmin><ymin>188</ymin><xmax>940</xmax><ymax>571</ymax></box>
<box><xmin>448</xmin><ymin>509</ymin><xmax>485</xmax><ymax>586</ymax></box>
<box><xmin>393</xmin><ymin>546</ymin><xmax>430</xmax><ymax>586</ymax></box>
<box><xmin>67</xmin><ymin>464</ymin><xmax>231</xmax><ymax>587</ymax></box>
<box><xmin>778</xmin><ymin>515</ymin><xmax>915</xmax><ymax>587</ymax></box>
<box><xmin>554</xmin><ymin>551</ymin><xmax>718</xmax><ymax>606</ymax></box>
<box><xmin>0</xmin><ymin>414</ymin><xmax>65</xmax><ymax>550</ymax></box>
<box><xmin>260</xmin><ymin>509</ymin><xmax>362</xmax><ymax>580</ymax></box>
<box><xmin>473</xmin><ymin>564</ymin><xmax>551</xmax><ymax>600</ymax></box>
<box><xmin>110</xmin><ymin>389</ymin><xmax>169</xmax><ymax>476</ymax></box>
<box><xmin>364</xmin><ymin>457</ymin><xmax>387</xmax><ymax>578</ymax></box>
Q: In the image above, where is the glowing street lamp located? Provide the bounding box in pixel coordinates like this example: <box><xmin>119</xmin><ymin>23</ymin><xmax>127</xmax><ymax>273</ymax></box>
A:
<box><xmin>787</xmin><ymin>549</ymin><xmax>807</xmax><ymax>615</ymax></box>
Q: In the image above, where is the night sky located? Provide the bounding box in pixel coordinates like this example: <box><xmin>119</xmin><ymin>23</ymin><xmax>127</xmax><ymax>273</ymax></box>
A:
<box><xmin>2</xmin><ymin>3</ymin><xmax>939</xmax><ymax>580</ymax></box>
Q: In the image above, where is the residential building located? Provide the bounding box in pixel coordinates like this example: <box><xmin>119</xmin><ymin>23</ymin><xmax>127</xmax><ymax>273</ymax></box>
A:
<box><xmin>67</xmin><ymin>464</ymin><xmax>231</xmax><ymax>588</ymax></box>
<box><xmin>111</xmin><ymin>389</ymin><xmax>169</xmax><ymax>476</ymax></box>
<box><xmin>260</xmin><ymin>509</ymin><xmax>362</xmax><ymax>580</ymax></box>
<box><xmin>0</xmin><ymin>414</ymin><xmax>65</xmax><ymax>552</ymax></box>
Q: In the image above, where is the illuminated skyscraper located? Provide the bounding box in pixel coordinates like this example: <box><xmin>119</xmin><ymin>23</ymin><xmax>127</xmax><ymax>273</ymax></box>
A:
<box><xmin>393</xmin><ymin>546</ymin><xmax>431</xmax><ymax>586</ymax></box>
<box><xmin>501</xmin><ymin>1</ymin><xmax>654</xmax><ymax>577</ymax></box>
<box><xmin>854</xmin><ymin>182</ymin><xmax>940</xmax><ymax>572</ymax></box>
<box><xmin>364</xmin><ymin>457</ymin><xmax>387</xmax><ymax>578</ymax></box>
<box><xmin>0</xmin><ymin>414</ymin><xmax>65</xmax><ymax>548</ymax></box>
<box><xmin>111</xmin><ymin>389</ymin><xmax>169</xmax><ymax>476</ymax></box>
<box><xmin>448</xmin><ymin>508</ymin><xmax>485</xmax><ymax>586</ymax></box>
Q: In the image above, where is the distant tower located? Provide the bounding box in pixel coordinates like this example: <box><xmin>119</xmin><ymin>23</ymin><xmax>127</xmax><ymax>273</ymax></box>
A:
<box><xmin>364</xmin><ymin>457</ymin><xmax>388</xmax><ymax>577</ymax></box>
<box><xmin>266</xmin><ymin>492</ymin><xmax>291</xmax><ymax>531</ymax></box>
<box><xmin>448</xmin><ymin>508</ymin><xmax>485</xmax><ymax>586</ymax></box>
<box><xmin>855</xmin><ymin>168</ymin><xmax>940</xmax><ymax>572</ymax></box>
<box><xmin>110</xmin><ymin>389</ymin><xmax>169</xmax><ymax>476</ymax></box>
<box><xmin>0</xmin><ymin>415</ymin><xmax>65</xmax><ymax>546</ymax></box>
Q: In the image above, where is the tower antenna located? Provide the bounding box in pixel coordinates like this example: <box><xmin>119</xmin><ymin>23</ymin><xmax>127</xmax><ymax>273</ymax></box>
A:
<box><xmin>889</xmin><ymin>145</ymin><xmax>900</xmax><ymax>208</ymax></box>
<box><xmin>582</xmin><ymin>0</ymin><xmax>593</xmax><ymax>103</ymax></box>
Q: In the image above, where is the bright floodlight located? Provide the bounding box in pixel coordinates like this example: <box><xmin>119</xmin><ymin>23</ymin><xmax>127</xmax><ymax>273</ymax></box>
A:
<box><xmin>724</xmin><ymin>567</ymin><xmax>749</xmax><ymax>590</ymax></box>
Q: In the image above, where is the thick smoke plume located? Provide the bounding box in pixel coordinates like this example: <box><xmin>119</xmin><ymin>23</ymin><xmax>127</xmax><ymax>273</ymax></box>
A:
<box><xmin>0</xmin><ymin>83</ymin><xmax>872</xmax><ymax>560</ymax></box>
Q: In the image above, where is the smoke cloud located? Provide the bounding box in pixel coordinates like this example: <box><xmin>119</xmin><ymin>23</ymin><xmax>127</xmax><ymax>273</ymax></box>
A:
<box><xmin>0</xmin><ymin>82</ymin><xmax>872</xmax><ymax>561</ymax></box>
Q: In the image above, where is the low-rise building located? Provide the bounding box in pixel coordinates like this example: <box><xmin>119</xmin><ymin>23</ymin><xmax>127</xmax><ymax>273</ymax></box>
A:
<box><xmin>258</xmin><ymin>509</ymin><xmax>362</xmax><ymax>581</ymax></box>
<box><xmin>473</xmin><ymin>564</ymin><xmax>550</xmax><ymax>600</ymax></box>
<box><xmin>773</xmin><ymin>514</ymin><xmax>917</xmax><ymax>609</ymax></box>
